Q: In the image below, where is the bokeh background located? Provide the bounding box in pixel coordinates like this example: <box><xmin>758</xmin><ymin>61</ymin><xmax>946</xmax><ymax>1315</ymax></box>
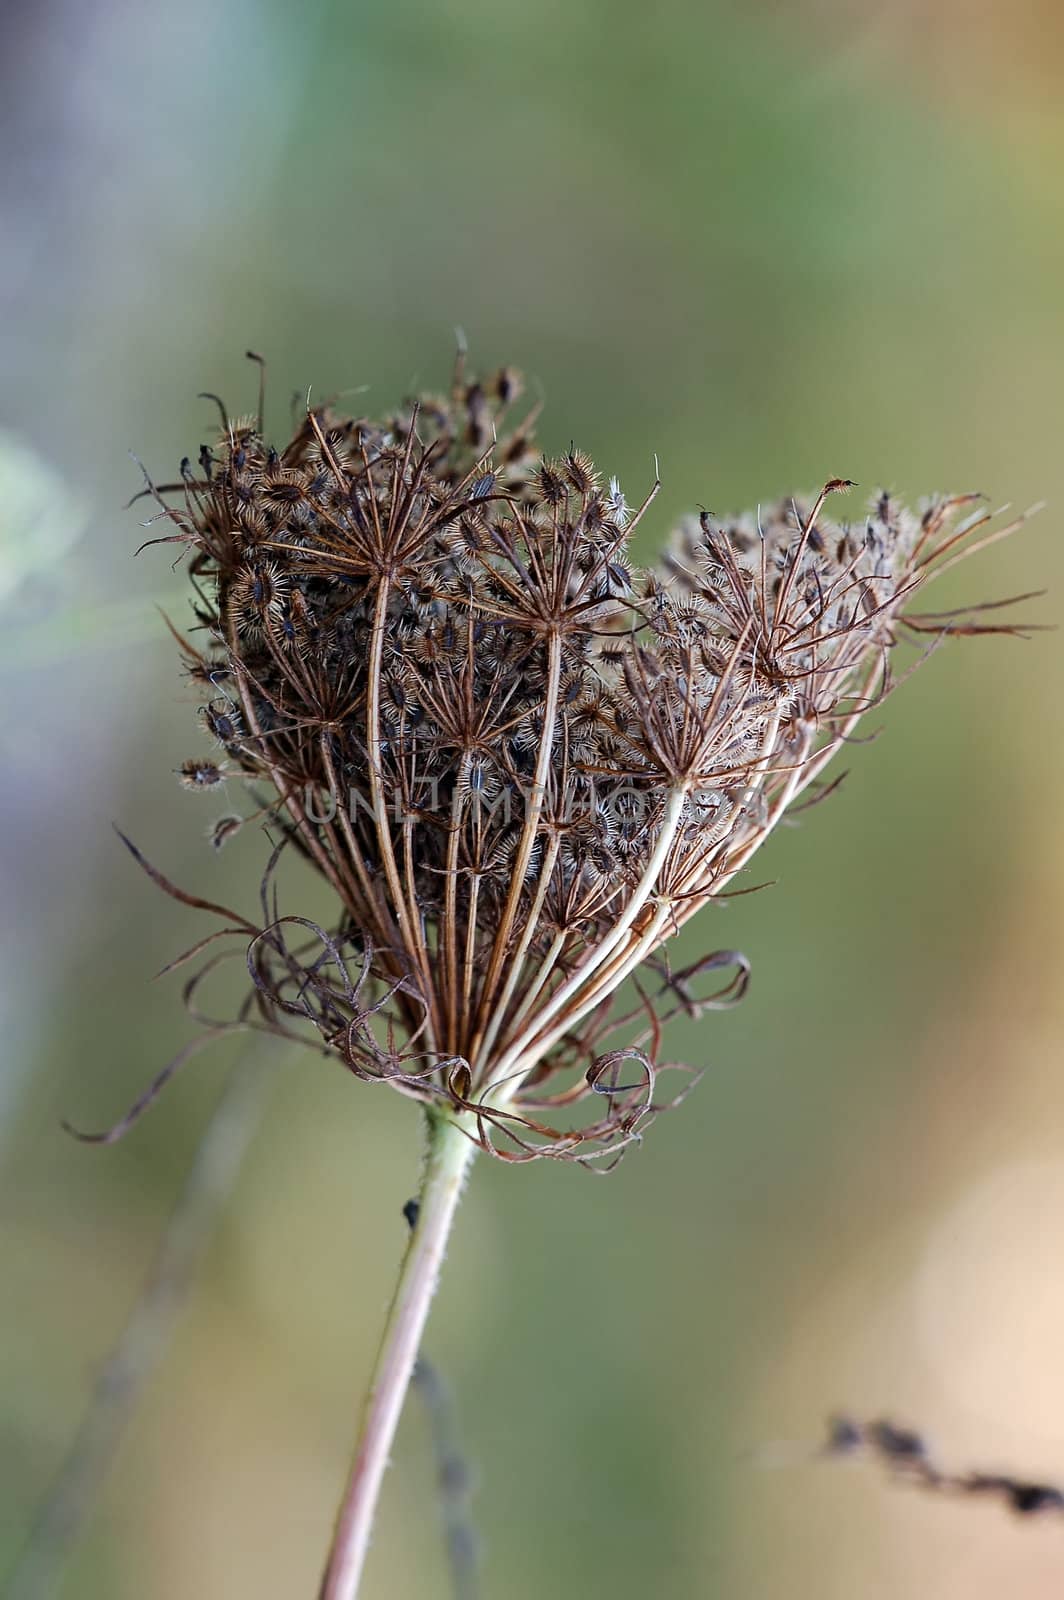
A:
<box><xmin>2</xmin><ymin>1</ymin><xmax>1063</xmax><ymax>1595</ymax></box>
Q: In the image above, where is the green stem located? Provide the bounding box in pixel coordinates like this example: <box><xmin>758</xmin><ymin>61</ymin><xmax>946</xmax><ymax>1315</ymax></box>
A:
<box><xmin>318</xmin><ymin>1113</ymin><xmax>476</xmax><ymax>1600</ymax></box>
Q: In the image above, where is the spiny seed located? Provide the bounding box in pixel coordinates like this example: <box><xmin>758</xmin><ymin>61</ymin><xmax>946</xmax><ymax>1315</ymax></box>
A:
<box><xmin>178</xmin><ymin>759</ymin><xmax>226</xmax><ymax>790</ymax></box>
<box><xmin>210</xmin><ymin>814</ymin><xmax>243</xmax><ymax>849</ymax></box>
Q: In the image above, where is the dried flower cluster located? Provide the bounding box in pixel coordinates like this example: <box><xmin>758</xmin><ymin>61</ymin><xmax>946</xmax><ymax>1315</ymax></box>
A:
<box><xmin>126</xmin><ymin>356</ymin><xmax>1023</xmax><ymax>1164</ymax></box>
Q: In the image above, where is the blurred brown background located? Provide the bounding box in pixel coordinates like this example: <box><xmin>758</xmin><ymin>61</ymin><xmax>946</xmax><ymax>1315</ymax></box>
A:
<box><xmin>1</xmin><ymin>0</ymin><xmax>1062</xmax><ymax>1595</ymax></box>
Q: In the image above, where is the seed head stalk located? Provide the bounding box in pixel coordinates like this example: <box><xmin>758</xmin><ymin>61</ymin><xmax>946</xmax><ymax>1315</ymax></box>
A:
<box><xmin>319</xmin><ymin>1109</ymin><xmax>477</xmax><ymax>1600</ymax></box>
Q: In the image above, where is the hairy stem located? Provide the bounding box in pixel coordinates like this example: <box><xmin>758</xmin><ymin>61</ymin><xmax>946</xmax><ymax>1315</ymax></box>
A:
<box><xmin>319</xmin><ymin>1112</ymin><xmax>476</xmax><ymax>1600</ymax></box>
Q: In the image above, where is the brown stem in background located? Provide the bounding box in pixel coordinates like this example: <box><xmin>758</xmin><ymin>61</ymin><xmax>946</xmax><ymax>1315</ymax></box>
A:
<box><xmin>824</xmin><ymin>1414</ymin><xmax>1064</xmax><ymax>1519</ymax></box>
<box><xmin>413</xmin><ymin>1354</ymin><xmax>480</xmax><ymax>1600</ymax></box>
<box><xmin>4</xmin><ymin>1051</ymin><xmax>276</xmax><ymax>1600</ymax></box>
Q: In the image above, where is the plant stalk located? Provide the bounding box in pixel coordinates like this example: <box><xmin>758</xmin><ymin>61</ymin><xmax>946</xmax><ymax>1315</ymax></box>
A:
<box><xmin>319</xmin><ymin>1111</ymin><xmax>476</xmax><ymax>1600</ymax></box>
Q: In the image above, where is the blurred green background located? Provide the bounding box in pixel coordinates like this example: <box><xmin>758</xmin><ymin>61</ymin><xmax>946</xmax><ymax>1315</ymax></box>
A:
<box><xmin>2</xmin><ymin>0</ymin><xmax>1063</xmax><ymax>1595</ymax></box>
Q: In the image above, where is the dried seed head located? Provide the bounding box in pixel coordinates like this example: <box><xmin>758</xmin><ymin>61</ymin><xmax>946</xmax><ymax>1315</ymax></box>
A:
<box><xmin>123</xmin><ymin>355</ymin><xmax>1030</xmax><ymax>1166</ymax></box>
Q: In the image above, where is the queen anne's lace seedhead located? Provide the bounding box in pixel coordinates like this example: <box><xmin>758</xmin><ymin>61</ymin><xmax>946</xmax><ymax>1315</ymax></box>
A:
<box><xmin>119</xmin><ymin>357</ymin><xmax>1026</xmax><ymax>1166</ymax></box>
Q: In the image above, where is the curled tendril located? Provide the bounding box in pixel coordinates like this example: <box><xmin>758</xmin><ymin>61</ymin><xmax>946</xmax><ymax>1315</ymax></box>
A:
<box><xmin>75</xmin><ymin>823</ymin><xmax>738</xmax><ymax>1164</ymax></box>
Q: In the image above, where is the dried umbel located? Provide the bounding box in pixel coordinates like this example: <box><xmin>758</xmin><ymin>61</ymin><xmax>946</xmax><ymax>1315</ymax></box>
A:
<box><xmin>113</xmin><ymin>354</ymin><xmax>1036</xmax><ymax>1600</ymax></box>
<box><xmin>127</xmin><ymin>355</ymin><xmax>1024</xmax><ymax>1168</ymax></box>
